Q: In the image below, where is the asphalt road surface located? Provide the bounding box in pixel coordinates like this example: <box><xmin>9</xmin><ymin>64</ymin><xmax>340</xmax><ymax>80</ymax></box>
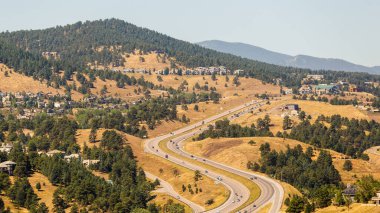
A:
<box><xmin>145</xmin><ymin>100</ymin><xmax>284</xmax><ymax>212</ymax></box>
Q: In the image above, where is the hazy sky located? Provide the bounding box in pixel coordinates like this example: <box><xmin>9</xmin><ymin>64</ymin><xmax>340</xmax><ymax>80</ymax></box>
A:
<box><xmin>1</xmin><ymin>0</ymin><xmax>379</xmax><ymax>66</ymax></box>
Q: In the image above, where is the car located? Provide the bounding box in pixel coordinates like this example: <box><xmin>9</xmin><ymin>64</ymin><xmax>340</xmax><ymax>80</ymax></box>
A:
<box><xmin>205</xmin><ymin>170</ymin><xmax>208</xmax><ymax>173</ymax></box>
<box><xmin>165</xmin><ymin>154</ymin><xmax>168</xmax><ymax>159</ymax></box>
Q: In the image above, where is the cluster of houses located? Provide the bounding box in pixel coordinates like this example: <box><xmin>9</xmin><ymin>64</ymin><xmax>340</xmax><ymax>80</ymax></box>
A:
<box><xmin>282</xmin><ymin>75</ymin><xmax>363</xmax><ymax>96</ymax></box>
<box><xmin>112</xmin><ymin>66</ymin><xmax>244</xmax><ymax>76</ymax></box>
<box><xmin>0</xmin><ymin>143</ymin><xmax>101</xmax><ymax>176</ymax></box>
<box><xmin>0</xmin><ymin>91</ymin><xmax>134</xmax><ymax>120</ymax></box>
<box><xmin>0</xmin><ymin>91</ymin><xmax>73</xmax><ymax>118</ymax></box>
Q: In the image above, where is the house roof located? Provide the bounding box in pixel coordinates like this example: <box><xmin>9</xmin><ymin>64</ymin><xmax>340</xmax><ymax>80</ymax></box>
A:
<box><xmin>0</xmin><ymin>161</ymin><xmax>16</xmax><ymax>168</ymax></box>
<box><xmin>343</xmin><ymin>186</ymin><xmax>356</xmax><ymax>195</ymax></box>
<box><xmin>315</xmin><ymin>84</ymin><xmax>336</xmax><ymax>90</ymax></box>
<box><xmin>47</xmin><ymin>150</ymin><xmax>65</xmax><ymax>154</ymax></box>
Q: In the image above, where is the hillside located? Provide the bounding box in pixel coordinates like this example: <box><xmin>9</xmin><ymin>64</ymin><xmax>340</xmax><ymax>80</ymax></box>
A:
<box><xmin>0</xmin><ymin>63</ymin><xmax>83</xmax><ymax>101</ymax></box>
<box><xmin>1</xmin><ymin>19</ymin><xmax>380</xmax><ymax>91</ymax></box>
<box><xmin>198</xmin><ymin>40</ymin><xmax>380</xmax><ymax>74</ymax></box>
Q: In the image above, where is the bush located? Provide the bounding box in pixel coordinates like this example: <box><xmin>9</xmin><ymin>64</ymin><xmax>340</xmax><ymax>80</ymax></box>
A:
<box><xmin>343</xmin><ymin>160</ymin><xmax>353</xmax><ymax>171</ymax></box>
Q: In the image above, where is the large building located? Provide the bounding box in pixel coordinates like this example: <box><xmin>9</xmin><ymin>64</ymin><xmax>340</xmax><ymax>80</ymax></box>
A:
<box><xmin>314</xmin><ymin>84</ymin><xmax>339</xmax><ymax>95</ymax></box>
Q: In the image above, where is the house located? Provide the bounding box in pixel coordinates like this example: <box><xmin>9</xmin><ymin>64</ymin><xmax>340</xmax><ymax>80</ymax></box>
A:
<box><xmin>82</xmin><ymin>159</ymin><xmax>100</xmax><ymax>167</ymax></box>
<box><xmin>283</xmin><ymin>88</ymin><xmax>293</xmax><ymax>95</ymax></box>
<box><xmin>298</xmin><ymin>85</ymin><xmax>313</xmax><ymax>94</ymax></box>
<box><xmin>0</xmin><ymin>161</ymin><xmax>16</xmax><ymax>175</ymax></box>
<box><xmin>306</xmin><ymin>74</ymin><xmax>324</xmax><ymax>80</ymax></box>
<box><xmin>64</xmin><ymin>154</ymin><xmax>81</xmax><ymax>162</ymax></box>
<box><xmin>349</xmin><ymin>85</ymin><xmax>359</xmax><ymax>92</ymax></box>
<box><xmin>372</xmin><ymin>191</ymin><xmax>380</xmax><ymax>205</ymax></box>
<box><xmin>0</xmin><ymin>143</ymin><xmax>13</xmax><ymax>154</ymax></box>
<box><xmin>54</xmin><ymin>102</ymin><xmax>62</xmax><ymax>108</ymax></box>
<box><xmin>284</xmin><ymin>104</ymin><xmax>299</xmax><ymax>111</ymax></box>
<box><xmin>342</xmin><ymin>184</ymin><xmax>356</xmax><ymax>201</ymax></box>
<box><xmin>314</xmin><ymin>84</ymin><xmax>339</xmax><ymax>95</ymax></box>
<box><xmin>46</xmin><ymin>150</ymin><xmax>65</xmax><ymax>157</ymax></box>
<box><xmin>233</xmin><ymin>69</ymin><xmax>244</xmax><ymax>75</ymax></box>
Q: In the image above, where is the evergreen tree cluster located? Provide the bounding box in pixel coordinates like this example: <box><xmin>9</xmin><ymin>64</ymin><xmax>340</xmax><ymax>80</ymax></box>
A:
<box><xmin>196</xmin><ymin>117</ymin><xmax>273</xmax><ymax>140</ymax></box>
<box><xmin>287</xmin><ymin>115</ymin><xmax>380</xmax><ymax>159</ymax></box>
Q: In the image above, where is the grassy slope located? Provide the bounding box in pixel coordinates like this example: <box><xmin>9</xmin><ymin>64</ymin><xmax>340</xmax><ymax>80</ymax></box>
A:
<box><xmin>0</xmin><ymin>64</ymin><xmax>83</xmax><ymax>101</ymax></box>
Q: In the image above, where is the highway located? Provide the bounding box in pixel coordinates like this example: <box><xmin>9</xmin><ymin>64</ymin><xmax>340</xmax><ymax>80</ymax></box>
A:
<box><xmin>144</xmin><ymin>100</ymin><xmax>284</xmax><ymax>212</ymax></box>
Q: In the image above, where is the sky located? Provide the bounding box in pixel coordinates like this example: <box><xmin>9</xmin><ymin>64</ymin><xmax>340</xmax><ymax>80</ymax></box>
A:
<box><xmin>1</xmin><ymin>0</ymin><xmax>379</xmax><ymax>66</ymax></box>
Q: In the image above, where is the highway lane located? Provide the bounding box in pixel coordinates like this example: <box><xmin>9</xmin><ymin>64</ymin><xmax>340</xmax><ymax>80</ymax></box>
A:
<box><xmin>145</xmin><ymin>100</ymin><xmax>284</xmax><ymax>212</ymax></box>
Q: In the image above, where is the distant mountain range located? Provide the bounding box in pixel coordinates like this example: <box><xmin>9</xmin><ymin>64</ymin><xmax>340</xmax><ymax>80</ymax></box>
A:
<box><xmin>197</xmin><ymin>40</ymin><xmax>380</xmax><ymax>74</ymax></box>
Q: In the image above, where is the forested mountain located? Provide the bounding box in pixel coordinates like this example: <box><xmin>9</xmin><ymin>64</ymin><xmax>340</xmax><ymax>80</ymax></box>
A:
<box><xmin>197</xmin><ymin>40</ymin><xmax>380</xmax><ymax>74</ymax></box>
<box><xmin>1</xmin><ymin>19</ymin><xmax>380</xmax><ymax>91</ymax></box>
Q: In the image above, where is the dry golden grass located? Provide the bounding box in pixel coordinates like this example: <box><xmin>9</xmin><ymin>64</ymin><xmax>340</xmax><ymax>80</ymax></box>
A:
<box><xmin>258</xmin><ymin>203</ymin><xmax>272</xmax><ymax>213</ymax></box>
<box><xmin>145</xmin><ymin>120</ymin><xmax>186</xmax><ymax>138</ymax></box>
<box><xmin>317</xmin><ymin>203</ymin><xmax>380</xmax><ymax>213</ymax></box>
<box><xmin>150</xmin><ymin>193</ymin><xmax>192</xmax><ymax>213</ymax></box>
<box><xmin>122</xmin><ymin>52</ymin><xmax>181</xmax><ymax>70</ymax></box>
<box><xmin>28</xmin><ymin>172</ymin><xmax>57</xmax><ymax>211</ymax></box>
<box><xmin>128</xmin><ymin>73</ymin><xmax>280</xmax><ymax>99</ymax></box>
<box><xmin>75</xmin><ymin>128</ymin><xmax>228</xmax><ymax>209</ymax></box>
<box><xmin>91</xmin><ymin>51</ymin><xmax>183</xmax><ymax>71</ymax></box>
<box><xmin>67</xmin><ymin>73</ymin><xmax>166</xmax><ymax>102</ymax></box>
<box><xmin>0</xmin><ymin>64</ymin><xmax>83</xmax><ymax>101</ymax></box>
<box><xmin>75</xmin><ymin>128</ymin><xmax>108</xmax><ymax>150</ymax></box>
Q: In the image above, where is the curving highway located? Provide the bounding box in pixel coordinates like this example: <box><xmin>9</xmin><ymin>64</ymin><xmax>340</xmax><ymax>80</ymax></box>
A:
<box><xmin>144</xmin><ymin>100</ymin><xmax>284</xmax><ymax>212</ymax></box>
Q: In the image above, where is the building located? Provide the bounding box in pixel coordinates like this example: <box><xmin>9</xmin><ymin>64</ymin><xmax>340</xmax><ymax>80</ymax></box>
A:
<box><xmin>349</xmin><ymin>85</ymin><xmax>359</xmax><ymax>92</ymax></box>
<box><xmin>342</xmin><ymin>184</ymin><xmax>356</xmax><ymax>201</ymax></box>
<box><xmin>298</xmin><ymin>85</ymin><xmax>313</xmax><ymax>94</ymax></box>
<box><xmin>372</xmin><ymin>191</ymin><xmax>380</xmax><ymax>205</ymax></box>
<box><xmin>306</xmin><ymin>74</ymin><xmax>324</xmax><ymax>80</ymax></box>
<box><xmin>46</xmin><ymin>150</ymin><xmax>66</xmax><ymax>157</ymax></box>
<box><xmin>284</xmin><ymin>104</ymin><xmax>300</xmax><ymax>111</ymax></box>
<box><xmin>0</xmin><ymin>143</ymin><xmax>13</xmax><ymax>154</ymax></box>
<box><xmin>314</xmin><ymin>84</ymin><xmax>339</xmax><ymax>95</ymax></box>
<box><xmin>283</xmin><ymin>88</ymin><xmax>293</xmax><ymax>95</ymax></box>
<box><xmin>0</xmin><ymin>161</ymin><xmax>16</xmax><ymax>175</ymax></box>
<box><xmin>64</xmin><ymin>154</ymin><xmax>81</xmax><ymax>162</ymax></box>
<box><xmin>82</xmin><ymin>159</ymin><xmax>100</xmax><ymax>167</ymax></box>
